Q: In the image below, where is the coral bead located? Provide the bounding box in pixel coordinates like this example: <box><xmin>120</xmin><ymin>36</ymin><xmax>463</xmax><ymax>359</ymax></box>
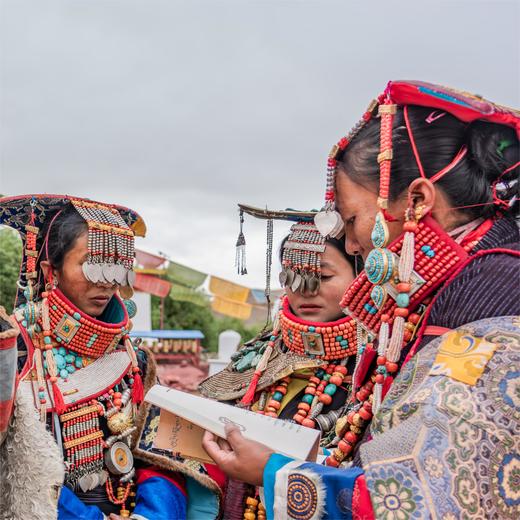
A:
<box><xmin>302</xmin><ymin>418</ymin><xmax>316</xmax><ymax>428</ymax></box>
<box><xmin>375</xmin><ymin>373</ymin><xmax>385</xmax><ymax>384</ymax></box>
<box><xmin>376</xmin><ymin>356</ymin><xmax>387</xmax><ymax>366</ymax></box>
<box><xmin>326</xmin><ymin>455</ymin><xmax>340</xmax><ymax>467</ymax></box>
<box><xmin>344</xmin><ymin>431</ymin><xmax>358</xmax><ymax>444</ymax></box>
<box><xmin>397</xmin><ymin>282</ymin><xmax>411</xmax><ymax>293</ymax></box>
<box><xmin>297</xmin><ymin>402</ymin><xmax>311</xmax><ymax>411</ymax></box>
<box><xmin>319</xmin><ymin>394</ymin><xmax>333</xmax><ymax>405</ymax></box>
<box><xmin>403</xmin><ymin>221</ymin><xmax>417</xmax><ymax>232</ymax></box>
<box><xmin>338</xmin><ymin>440</ymin><xmax>353</xmax><ymax>455</ymax></box>
<box><xmin>329</xmin><ymin>376</ymin><xmax>343</xmax><ymax>386</ymax></box>
<box><xmin>394</xmin><ymin>308</ymin><xmax>409</xmax><ymax>318</ymax></box>
<box><xmin>358</xmin><ymin>407</ymin><xmax>372</xmax><ymax>421</ymax></box>
<box><xmin>386</xmin><ymin>362</ymin><xmax>399</xmax><ymax>373</ymax></box>
<box><xmin>268</xmin><ymin>400</ymin><xmax>281</xmax><ymax>410</ymax></box>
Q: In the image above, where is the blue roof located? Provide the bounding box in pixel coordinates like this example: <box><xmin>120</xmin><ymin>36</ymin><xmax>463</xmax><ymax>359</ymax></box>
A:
<box><xmin>130</xmin><ymin>330</ymin><xmax>204</xmax><ymax>340</ymax></box>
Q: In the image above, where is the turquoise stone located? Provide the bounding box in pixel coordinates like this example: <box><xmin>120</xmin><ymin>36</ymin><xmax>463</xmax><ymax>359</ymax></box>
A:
<box><xmin>44</xmin><ymin>336</ymin><xmax>52</xmax><ymax>345</ymax></box>
<box><xmin>365</xmin><ymin>247</ymin><xmax>395</xmax><ymax>285</ymax></box>
<box><xmin>371</xmin><ymin>211</ymin><xmax>389</xmax><ymax>248</ymax></box>
<box><xmin>272</xmin><ymin>391</ymin><xmax>284</xmax><ymax>402</ymax></box>
<box><xmin>302</xmin><ymin>394</ymin><xmax>314</xmax><ymax>404</ymax></box>
<box><xmin>52</xmin><ymin>348</ymin><xmax>58</xmax><ymax>355</ymax></box>
<box><xmin>51</xmin><ymin>305</ymin><xmax>57</xmax><ymax>310</ymax></box>
<box><xmin>54</xmin><ymin>354</ymin><xmax>66</xmax><ymax>369</ymax></box>
<box><xmin>65</xmin><ymin>354</ymin><xmax>75</xmax><ymax>363</ymax></box>
<box><xmin>59</xmin><ymin>368</ymin><xmax>69</xmax><ymax>379</ymax></box>
<box><xmin>270</xmin><ymin>335</ymin><xmax>277</xmax><ymax>341</ymax></box>
<box><xmin>38</xmin><ymin>391</ymin><xmax>45</xmax><ymax>399</ymax></box>
<box><xmin>336</xmin><ymin>336</ymin><xmax>343</xmax><ymax>342</ymax></box>
<box><xmin>308</xmin><ymin>326</ymin><xmax>316</xmax><ymax>332</ymax></box>
<box><xmin>56</xmin><ymin>337</ymin><xmax>62</xmax><ymax>343</ymax></box>
<box><xmin>324</xmin><ymin>384</ymin><xmax>337</xmax><ymax>396</ymax></box>
<box><xmin>66</xmin><ymin>365</ymin><xmax>76</xmax><ymax>373</ymax></box>
<box><xmin>340</xmin><ymin>340</ymin><xmax>349</xmax><ymax>347</ymax></box>
<box><xmin>22</xmin><ymin>320</ymin><xmax>28</xmax><ymax>328</ymax></box>
<box><xmin>364</xmin><ymin>303</ymin><xmax>378</xmax><ymax>315</ymax></box>
<box><xmin>315</xmin><ymin>369</ymin><xmax>325</xmax><ymax>378</ymax></box>
<box><xmin>58</xmin><ymin>347</ymin><xmax>66</xmax><ymax>356</ymax></box>
<box><xmin>73</xmin><ymin>312</ymin><xmax>81</xmax><ymax>320</ymax></box>
<box><xmin>396</xmin><ymin>293</ymin><xmax>410</xmax><ymax>308</ymax></box>
<box><xmin>324</xmin><ymin>374</ymin><xmax>330</xmax><ymax>381</ymax></box>
<box><xmin>75</xmin><ymin>358</ymin><xmax>83</xmax><ymax>368</ymax></box>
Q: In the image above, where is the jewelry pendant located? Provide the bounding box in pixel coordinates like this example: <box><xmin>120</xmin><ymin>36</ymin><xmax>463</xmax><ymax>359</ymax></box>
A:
<box><xmin>370</xmin><ymin>285</ymin><xmax>387</xmax><ymax>310</ymax></box>
<box><xmin>371</xmin><ymin>211</ymin><xmax>390</xmax><ymax>248</ymax></box>
<box><xmin>365</xmin><ymin>247</ymin><xmax>395</xmax><ymax>285</ymax></box>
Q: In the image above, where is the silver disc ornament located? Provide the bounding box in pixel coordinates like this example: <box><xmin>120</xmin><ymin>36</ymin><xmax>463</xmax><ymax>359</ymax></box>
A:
<box><xmin>104</xmin><ymin>441</ymin><xmax>134</xmax><ymax>475</ymax></box>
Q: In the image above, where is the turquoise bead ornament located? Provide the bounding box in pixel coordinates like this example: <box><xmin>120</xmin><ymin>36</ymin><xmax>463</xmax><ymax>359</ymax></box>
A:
<box><xmin>371</xmin><ymin>211</ymin><xmax>390</xmax><ymax>248</ymax></box>
<box><xmin>396</xmin><ymin>293</ymin><xmax>410</xmax><ymax>308</ymax></box>
<box><xmin>123</xmin><ymin>299</ymin><xmax>138</xmax><ymax>319</ymax></box>
<box><xmin>54</xmin><ymin>354</ymin><xmax>66</xmax><ymax>369</ymax></box>
<box><xmin>370</xmin><ymin>285</ymin><xmax>387</xmax><ymax>310</ymax></box>
<box><xmin>365</xmin><ymin>248</ymin><xmax>395</xmax><ymax>285</ymax></box>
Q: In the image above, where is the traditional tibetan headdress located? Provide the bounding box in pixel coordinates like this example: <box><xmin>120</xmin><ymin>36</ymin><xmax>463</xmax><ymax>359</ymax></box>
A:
<box><xmin>315</xmin><ymin>80</ymin><xmax>520</xmax><ymax>238</ymax></box>
<box><xmin>0</xmin><ymin>194</ymin><xmax>146</xmax><ymax>306</ymax></box>
<box><xmin>236</xmin><ymin>203</ymin><xmax>325</xmax><ymax>291</ymax></box>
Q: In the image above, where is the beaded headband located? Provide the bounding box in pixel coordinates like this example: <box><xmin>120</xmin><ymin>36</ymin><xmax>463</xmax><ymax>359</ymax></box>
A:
<box><xmin>70</xmin><ymin>199</ymin><xmax>136</xmax><ymax>287</ymax></box>
<box><xmin>0</xmin><ymin>194</ymin><xmax>146</xmax><ymax>307</ymax></box>
<box><xmin>236</xmin><ymin>204</ymin><xmax>326</xmax><ymax>292</ymax></box>
<box><xmin>314</xmin><ymin>80</ymin><xmax>520</xmax><ymax>238</ymax></box>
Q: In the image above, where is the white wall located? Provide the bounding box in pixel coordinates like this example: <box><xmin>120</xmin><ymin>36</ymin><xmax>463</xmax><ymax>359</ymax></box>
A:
<box><xmin>131</xmin><ymin>291</ymin><xmax>152</xmax><ymax>331</ymax></box>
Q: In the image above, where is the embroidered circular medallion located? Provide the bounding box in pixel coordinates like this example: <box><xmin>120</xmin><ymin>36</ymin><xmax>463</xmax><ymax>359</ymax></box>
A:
<box><xmin>287</xmin><ymin>473</ymin><xmax>318</xmax><ymax>519</ymax></box>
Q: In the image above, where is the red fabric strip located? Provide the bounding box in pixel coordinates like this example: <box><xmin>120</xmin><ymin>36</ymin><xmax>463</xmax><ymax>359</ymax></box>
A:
<box><xmin>423</xmin><ymin>326</ymin><xmax>451</xmax><ymax>337</ymax></box>
<box><xmin>136</xmin><ymin>466</ymin><xmax>187</xmax><ymax>496</ymax></box>
<box><xmin>353</xmin><ymin>474</ymin><xmax>375</xmax><ymax>520</ymax></box>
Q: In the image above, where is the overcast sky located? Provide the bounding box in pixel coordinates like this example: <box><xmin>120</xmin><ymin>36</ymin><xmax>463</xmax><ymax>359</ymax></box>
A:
<box><xmin>1</xmin><ymin>0</ymin><xmax>519</xmax><ymax>288</ymax></box>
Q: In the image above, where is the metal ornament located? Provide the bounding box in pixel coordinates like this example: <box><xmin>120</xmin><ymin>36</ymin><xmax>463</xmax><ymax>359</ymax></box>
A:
<box><xmin>301</xmin><ymin>331</ymin><xmax>326</xmax><ymax>356</ymax></box>
<box><xmin>314</xmin><ymin>210</ymin><xmax>344</xmax><ymax>238</ymax></box>
<box><xmin>291</xmin><ymin>273</ymin><xmax>302</xmax><ymax>293</ymax></box>
<box><xmin>104</xmin><ymin>441</ymin><xmax>134</xmax><ymax>475</ymax></box>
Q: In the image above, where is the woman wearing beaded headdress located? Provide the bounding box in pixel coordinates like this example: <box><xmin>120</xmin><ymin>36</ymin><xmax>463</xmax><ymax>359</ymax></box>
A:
<box><xmin>202</xmin><ymin>81</ymin><xmax>520</xmax><ymax>519</ymax></box>
<box><xmin>199</xmin><ymin>204</ymin><xmax>361</xmax><ymax>519</ymax></box>
<box><xmin>0</xmin><ymin>195</ymin><xmax>223</xmax><ymax>519</ymax></box>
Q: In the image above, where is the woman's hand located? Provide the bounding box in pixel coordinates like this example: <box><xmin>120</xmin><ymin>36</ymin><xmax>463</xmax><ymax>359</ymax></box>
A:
<box><xmin>202</xmin><ymin>424</ymin><xmax>274</xmax><ymax>487</ymax></box>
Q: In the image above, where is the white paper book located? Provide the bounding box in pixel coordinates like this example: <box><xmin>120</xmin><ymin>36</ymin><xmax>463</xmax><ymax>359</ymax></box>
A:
<box><xmin>145</xmin><ymin>385</ymin><xmax>321</xmax><ymax>464</ymax></box>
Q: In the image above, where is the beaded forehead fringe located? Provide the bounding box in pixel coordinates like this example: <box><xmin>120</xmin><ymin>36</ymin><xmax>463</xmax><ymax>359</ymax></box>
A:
<box><xmin>279</xmin><ymin>221</ymin><xmax>326</xmax><ymax>293</ymax></box>
<box><xmin>70</xmin><ymin>199</ymin><xmax>136</xmax><ymax>287</ymax></box>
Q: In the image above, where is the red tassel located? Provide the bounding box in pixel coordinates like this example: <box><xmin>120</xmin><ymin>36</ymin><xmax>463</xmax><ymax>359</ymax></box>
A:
<box><xmin>382</xmin><ymin>209</ymin><xmax>398</xmax><ymax>222</ymax></box>
<box><xmin>52</xmin><ymin>383</ymin><xmax>67</xmax><ymax>415</ymax></box>
<box><xmin>354</xmin><ymin>344</ymin><xmax>377</xmax><ymax>392</ymax></box>
<box><xmin>132</xmin><ymin>371</ymin><xmax>144</xmax><ymax>404</ymax></box>
<box><xmin>239</xmin><ymin>371</ymin><xmax>261</xmax><ymax>406</ymax></box>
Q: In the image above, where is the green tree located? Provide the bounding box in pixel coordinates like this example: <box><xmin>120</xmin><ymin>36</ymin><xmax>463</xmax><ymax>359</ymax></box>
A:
<box><xmin>0</xmin><ymin>228</ymin><xmax>23</xmax><ymax>312</ymax></box>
